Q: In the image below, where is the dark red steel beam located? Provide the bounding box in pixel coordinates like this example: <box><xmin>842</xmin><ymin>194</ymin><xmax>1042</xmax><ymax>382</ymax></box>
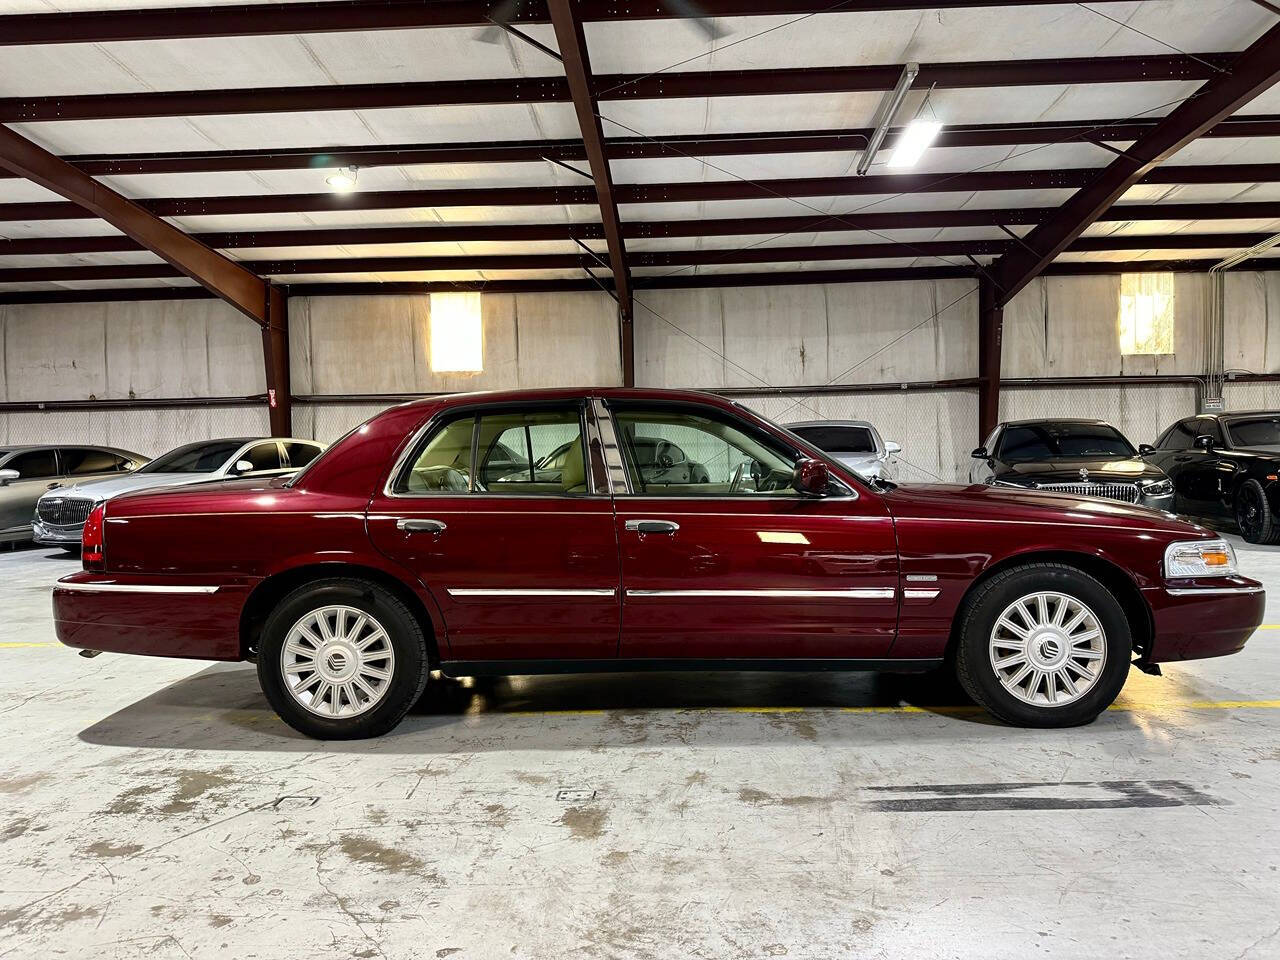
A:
<box><xmin>4</xmin><ymin>164</ymin><xmax>1275</xmax><ymax>222</ymax></box>
<box><xmin>6</xmin><ymin>203</ymin><xmax>1279</xmax><ymax>257</ymax></box>
<box><xmin>5</xmin><ymin>234</ymin><xmax>1274</xmax><ymax>284</ymax></box>
<box><xmin>548</xmin><ymin>0</ymin><xmax>634</xmax><ymax>382</ymax></box>
<box><xmin>9</xmin><ymin>115</ymin><xmax>1273</xmax><ymax>181</ymax></box>
<box><xmin>0</xmin><ymin>54</ymin><xmax>1230</xmax><ymax>123</ymax></box>
<box><xmin>977</xmin><ymin>274</ymin><xmax>1003</xmax><ymax>442</ymax></box>
<box><xmin>6</xmin><ymin>256</ymin><xmax>1280</xmax><ymax>306</ymax></box>
<box><xmin>0</xmin><ymin>123</ymin><xmax>268</xmax><ymax>321</ymax></box>
<box><xmin>988</xmin><ymin>22</ymin><xmax>1280</xmax><ymax>305</ymax></box>
<box><xmin>0</xmin><ymin>1</ymin><xmax>1164</xmax><ymax>45</ymax></box>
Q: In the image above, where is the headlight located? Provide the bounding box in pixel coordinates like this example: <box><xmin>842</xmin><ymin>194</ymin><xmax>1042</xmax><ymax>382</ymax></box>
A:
<box><xmin>1142</xmin><ymin>478</ymin><xmax>1173</xmax><ymax>497</ymax></box>
<box><xmin>1164</xmin><ymin>539</ymin><xmax>1237</xmax><ymax>578</ymax></box>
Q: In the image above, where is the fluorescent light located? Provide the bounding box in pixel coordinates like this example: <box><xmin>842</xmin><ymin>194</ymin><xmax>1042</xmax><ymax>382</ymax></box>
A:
<box><xmin>325</xmin><ymin>166</ymin><xmax>359</xmax><ymax>192</ymax></box>
<box><xmin>887</xmin><ymin>119</ymin><xmax>943</xmax><ymax>169</ymax></box>
<box><xmin>856</xmin><ymin>62</ymin><xmax>918</xmax><ymax>176</ymax></box>
<box><xmin>429</xmin><ymin>292</ymin><xmax>484</xmax><ymax>373</ymax></box>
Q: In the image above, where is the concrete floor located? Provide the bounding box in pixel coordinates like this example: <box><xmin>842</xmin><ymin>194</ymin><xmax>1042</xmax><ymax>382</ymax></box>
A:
<box><xmin>1</xmin><ymin>541</ymin><xmax>1279</xmax><ymax>960</ymax></box>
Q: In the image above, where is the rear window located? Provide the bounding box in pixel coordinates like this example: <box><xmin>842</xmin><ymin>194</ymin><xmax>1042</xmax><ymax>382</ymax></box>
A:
<box><xmin>790</xmin><ymin>425</ymin><xmax>877</xmax><ymax>454</ymax></box>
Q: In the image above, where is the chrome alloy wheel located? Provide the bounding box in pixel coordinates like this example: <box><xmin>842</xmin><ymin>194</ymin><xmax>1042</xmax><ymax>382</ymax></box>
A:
<box><xmin>280</xmin><ymin>605</ymin><xmax>396</xmax><ymax>718</ymax></box>
<box><xmin>988</xmin><ymin>591</ymin><xmax>1106</xmax><ymax>707</ymax></box>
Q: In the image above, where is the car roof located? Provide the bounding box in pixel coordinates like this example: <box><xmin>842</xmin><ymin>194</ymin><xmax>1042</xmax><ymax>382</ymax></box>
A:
<box><xmin>387</xmin><ymin>387</ymin><xmax>742</xmax><ymax>418</ymax></box>
<box><xmin>0</xmin><ymin>443</ymin><xmax>145</xmax><ymax>457</ymax></box>
<box><xmin>786</xmin><ymin>420</ymin><xmax>876</xmax><ymax>430</ymax></box>
<box><xmin>1000</xmin><ymin>418</ymin><xmax>1116</xmax><ymax>427</ymax></box>
<box><xmin>1207</xmin><ymin>411</ymin><xmax>1280</xmax><ymax>420</ymax></box>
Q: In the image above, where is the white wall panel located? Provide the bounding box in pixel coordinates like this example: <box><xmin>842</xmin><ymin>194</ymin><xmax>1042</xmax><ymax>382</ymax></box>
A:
<box><xmin>0</xmin><ymin>405</ymin><xmax>269</xmax><ymax>458</ymax></box>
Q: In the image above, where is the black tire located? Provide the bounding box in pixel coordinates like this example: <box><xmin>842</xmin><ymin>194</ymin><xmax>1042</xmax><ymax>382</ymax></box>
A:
<box><xmin>954</xmin><ymin>563</ymin><xmax>1132</xmax><ymax>728</ymax></box>
<box><xmin>256</xmin><ymin>577</ymin><xmax>430</xmax><ymax>740</ymax></box>
<box><xmin>1235</xmin><ymin>479</ymin><xmax>1280</xmax><ymax>544</ymax></box>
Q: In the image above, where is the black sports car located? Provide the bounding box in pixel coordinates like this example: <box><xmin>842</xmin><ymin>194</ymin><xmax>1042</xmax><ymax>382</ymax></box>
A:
<box><xmin>971</xmin><ymin>418</ymin><xmax>1175</xmax><ymax>510</ymax></box>
<box><xmin>1143</xmin><ymin>411</ymin><xmax>1280</xmax><ymax>544</ymax></box>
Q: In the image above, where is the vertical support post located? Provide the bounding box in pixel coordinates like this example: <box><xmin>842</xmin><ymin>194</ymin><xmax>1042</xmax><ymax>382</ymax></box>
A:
<box><xmin>262</xmin><ymin>284</ymin><xmax>291</xmax><ymax>437</ymax></box>
<box><xmin>977</xmin><ymin>274</ymin><xmax>1003</xmax><ymax>443</ymax></box>
<box><xmin>619</xmin><ymin>305</ymin><xmax>634</xmax><ymax>387</ymax></box>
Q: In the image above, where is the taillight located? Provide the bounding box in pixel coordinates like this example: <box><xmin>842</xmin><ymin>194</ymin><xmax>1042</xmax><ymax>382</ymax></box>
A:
<box><xmin>82</xmin><ymin>503</ymin><xmax>105</xmax><ymax>571</ymax></box>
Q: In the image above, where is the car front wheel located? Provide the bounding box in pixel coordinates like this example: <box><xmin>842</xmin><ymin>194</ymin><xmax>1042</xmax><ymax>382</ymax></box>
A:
<box><xmin>1235</xmin><ymin>479</ymin><xmax>1280</xmax><ymax>544</ymax></box>
<box><xmin>954</xmin><ymin>563</ymin><xmax>1132</xmax><ymax>727</ymax></box>
<box><xmin>256</xmin><ymin>578</ymin><xmax>430</xmax><ymax>739</ymax></box>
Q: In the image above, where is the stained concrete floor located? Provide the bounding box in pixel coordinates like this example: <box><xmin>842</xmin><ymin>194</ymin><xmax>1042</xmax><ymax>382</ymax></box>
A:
<box><xmin>1</xmin><ymin>539</ymin><xmax>1279</xmax><ymax>960</ymax></box>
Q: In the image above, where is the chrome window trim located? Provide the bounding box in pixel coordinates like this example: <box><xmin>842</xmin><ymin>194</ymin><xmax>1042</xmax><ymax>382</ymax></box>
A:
<box><xmin>625</xmin><ymin>588</ymin><xmax>895</xmax><ymax>599</ymax></box>
<box><xmin>903</xmin><ymin>588</ymin><xmax>941</xmax><ymax>600</ymax></box>
<box><xmin>447</xmin><ymin>588</ymin><xmax>616</xmax><ymax>597</ymax></box>
<box><xmin>58</xmin><ymin>582</ymin><xmax>220</xmax><ymax>595</ymax></box>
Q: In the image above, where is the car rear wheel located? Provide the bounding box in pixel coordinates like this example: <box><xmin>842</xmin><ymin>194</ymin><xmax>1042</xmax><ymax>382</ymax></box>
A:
<box><xmin>256</xmin><ymin>578</ymin><xmax>430</xmax><ymax>739</ymax></box>
<box><xmin>954</xmin><ymin>563</ymin><xmax>1132</xmax><ymax>727</ymax></box>
<box><xmin>1235</xmin><ymin>479</ymin><xmax>1279</xmax><ymax>544</ymax></box>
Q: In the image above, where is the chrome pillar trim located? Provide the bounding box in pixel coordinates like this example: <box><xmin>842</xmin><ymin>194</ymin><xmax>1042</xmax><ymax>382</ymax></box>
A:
<box><xmin>625</xmin><ymin>588</ymin><xmax>896</xmax><ymax>599</ymax></box>
<box><xmin>447</xmin><ymin>588</ymin><xmax>617</xmax><ymax>598</ymax></box>
<box><xmin>1165</xmin><ymin>585</ymin><xmax>1265</xmax><ymax>596</ymax></box>
<box><xmin>57</xmin><ymin>582</ymin><xmax>220</xmax><ymax>594</ymax></box>
<box><xmin>592</xmin><ymin>397</ymin><xmax>632</xmax><ymax>495</ymax></box>
<box><xmin>903</xmin><ymin>588</ymin><xmax>941</xmax><ymax>600</ymax></box>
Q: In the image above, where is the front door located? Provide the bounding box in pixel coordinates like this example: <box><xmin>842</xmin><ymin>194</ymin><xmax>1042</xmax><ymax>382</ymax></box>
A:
<box><xmin>0</xmin><ymin>448</ymin><xmax>61</xmax><ymax>537</ymax></box>
<box><xmin>367</xmin><ymin>401</ymin><xmax>621</xmax><ymax>663</ymax></box>
<box><xmin>603</xmin><ymin>400</ymin><xmax>899</xmax><ymax>661</ymax></box>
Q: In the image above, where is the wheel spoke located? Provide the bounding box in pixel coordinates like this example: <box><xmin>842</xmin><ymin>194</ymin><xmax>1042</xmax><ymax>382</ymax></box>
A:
<box><xmin>995</xmin><ymin>617</ymin><xmax>1031</xmax><ymax>641</ymax></box>
<box><xmin>345</xmin><ymin>614</ymin><xmax>368</xmax><ymax>644</ymax></box>
<box><xmin>1052</xmin><ymin>597</ymin><xmax>1069</xmax><ymax>627</ymax></box>
<box><xmin>993</xmin><ymin>650</ymin><xmax>1027</xmax><ymax>671</ymax></box>
<box><xmin>1057</xmin><ymin>669</ymin><xmax>1078</xmax><ymax>698</ymax></box>
<box><xmin>1035</xmin><ymin>594</ymin><xmax>1049</xmax><ymax>627</ymax></box>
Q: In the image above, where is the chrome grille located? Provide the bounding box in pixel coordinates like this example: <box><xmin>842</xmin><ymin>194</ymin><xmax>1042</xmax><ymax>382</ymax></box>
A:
<box><xmin>1034</xmin><ymin>482</ymin><xmax>1140</xmax><ymax>503</ymax></box>
<box><xmin>37</xmin><ymin>498</ymin><xmax>94</xmax><ymax>526</ymax></box>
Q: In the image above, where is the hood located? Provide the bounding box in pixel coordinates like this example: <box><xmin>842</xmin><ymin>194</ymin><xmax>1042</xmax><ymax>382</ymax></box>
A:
<box><xmin>883</xmin><ymin>482</ymin><xmax>1204</xmax><ymax>536</ymax></box>
<box><xmin>995</xmin><ymin>456</ymin><xmax>1166</xmax><ymax>484</ymax></box>
<box><xmin>46</xmin><ymin>471</ymin><xmax>225</xmax><ymax>501</ymax></box>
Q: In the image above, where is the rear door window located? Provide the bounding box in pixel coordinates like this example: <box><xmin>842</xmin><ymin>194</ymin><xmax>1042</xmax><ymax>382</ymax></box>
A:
<box><xmin>243</xmin><ymin>443</ymin><xmax>284</xmax><ymax>472</ymax></box>
<box><xmin>62</xmin><ymin>448</ymin><xmax>130</xmax><ymax>475</ymax></box>
<box><xmin>283</xmin><ymin>442</ymin><xmax>322</xmax><ymax>468</ymax></box>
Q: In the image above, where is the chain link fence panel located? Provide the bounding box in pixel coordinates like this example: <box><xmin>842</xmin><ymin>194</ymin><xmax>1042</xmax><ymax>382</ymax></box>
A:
<box><xmin>0</xmin><ymin>406</ymin><xmax>271</xmax><ymax>459</ymax></box>
<box><xmin>999</xmin><ymin>382</ymin><xmax>1199</xmax><ymax>448</ymax></box>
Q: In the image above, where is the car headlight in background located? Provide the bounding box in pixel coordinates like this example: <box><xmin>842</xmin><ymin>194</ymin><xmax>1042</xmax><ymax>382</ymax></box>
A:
<box><xmin>1141</xmin><ymin>478</ymin><xmax>1173</xmax><ymax>497</ymax></box>
<box><xmin>1164</xmin><ymin>539</ymin><xmax>1237</xmax><ymax>579</ymax></box>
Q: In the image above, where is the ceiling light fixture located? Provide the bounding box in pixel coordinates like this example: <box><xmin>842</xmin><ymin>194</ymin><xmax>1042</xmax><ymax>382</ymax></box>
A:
<box><xmin>888</xmin><ymin>118</ymin><xmax>944</xmax><ymax>169</ymax></box>
<box><xmin>325</xmin><ymin>166</ymin><xmax>359</xmax><ymax>192</ymax></box>
<box><xmin>856</xmin><ymin>62</ymin><xmax>919</xmax><ymax>176</ymax></box>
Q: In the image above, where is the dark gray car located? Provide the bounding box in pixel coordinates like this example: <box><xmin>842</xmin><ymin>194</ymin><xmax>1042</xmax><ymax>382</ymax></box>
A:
<box><xmin>0</xmin><ymin>445</ymin><xmax>146</xmax><ymax>544</ymax></box>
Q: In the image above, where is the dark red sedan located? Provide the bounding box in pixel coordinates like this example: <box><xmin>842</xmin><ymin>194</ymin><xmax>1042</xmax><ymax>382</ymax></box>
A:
<box><xmin>53</xmin><ymin>388</ymin><xmax>1264</xmax><ymax>739</ymax></box>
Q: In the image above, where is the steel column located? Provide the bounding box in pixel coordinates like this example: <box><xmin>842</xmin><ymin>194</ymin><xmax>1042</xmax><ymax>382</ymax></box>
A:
<box><xmin>977</xmin><ymin>275</ymin><xmax>1003</xmax><ymax>443</ymax></box>
<box><xmin>261</xmin><ymin>287</ymin><xmax>292</xmax><ymax>437</ymax></box>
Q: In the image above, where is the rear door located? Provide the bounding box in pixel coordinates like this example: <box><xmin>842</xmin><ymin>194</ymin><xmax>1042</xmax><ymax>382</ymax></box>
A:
<box><xmin>60</xmin><ymin>447</ymin><xmax>134</xmax><ymax>481</ymax></box>
<box><xmin>605</xmin><ymin>400</ymin><xmax>898</xmax><ymax>661</ymax></box>
<box><xmin>367</xmin><ymin>400</ymin><xmax>621</xmax><ymax>663</ymax></box>
<box><xmin>1149</xmin><ymin>418</ymin><xmax>1200</xmax><ymax>513</ymax></box>
<box><xmin>0</xmin><ymin>449</ymin><xmax>60</xmax><ymax>535</ymax></box>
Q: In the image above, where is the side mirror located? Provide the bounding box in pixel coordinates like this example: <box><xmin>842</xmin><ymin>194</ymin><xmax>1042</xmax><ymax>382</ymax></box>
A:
<box><xmin>971</xmin><ymin>446</ymin><xmax>989</xmax><ymax>460</ymax></box>
<box><xmin>792</xmin><ymin>458</ymin><xmax>830</xmax><ymax>497</ymax></box>
<box><xmin>1194</xmin><ymin>435</ymin><xmax>1215</xmax><ymax>452</ymax></box>
<box><xmin>0</xmin><ymin>468</ymin><xmax>17</xmax><ymax>486</ymax></box>
<box><xmin>232</xmin><ymin>459</ymin><xmax>254</xmax><ymax>475</ymax></box>
<box><xmin>1138</xmin><ymin>443</ymin><xmax>1156</xmax><ymax>456</ymax></box>
<box><xmin>885</xmin><ymin>441</ymin><xmax>902</xmax><ymax>455</ymax></box>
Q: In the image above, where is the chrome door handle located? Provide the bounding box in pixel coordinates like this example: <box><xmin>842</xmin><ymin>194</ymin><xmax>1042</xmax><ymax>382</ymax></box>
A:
<box><xmin>397</xmin><ymin>518</ymin><xmax>447</xmax><ymax>534</ymax></box>
<box><xmin>625</xmin><ymin>518</ymin><xmax>679</xmax><ymax>534</ymax></box>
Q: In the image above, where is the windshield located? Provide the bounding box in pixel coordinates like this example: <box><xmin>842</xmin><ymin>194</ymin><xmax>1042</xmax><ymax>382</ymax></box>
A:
<box><xmin>137</xmin><ymin>440</ymin><xmax>243</xmax><ymax>474</ymax></box>
<box><xmin>1225</xmin><ymin>416</ymin><xmax>1280</xmax><ymax>448</ymax></box>
<box><xmin>789</xmin><ymin>425</ymin><xmax>876</xmax><ymax>454</ymax></box>
<box><xmin>998</xmin><ymin>423</ymin><xmax>1135</xmax><ymax>462</ymax></box>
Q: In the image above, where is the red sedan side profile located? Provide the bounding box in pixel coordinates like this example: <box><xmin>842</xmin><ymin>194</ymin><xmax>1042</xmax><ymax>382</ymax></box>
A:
<box><xmin>53</xmin><ymin>388</ymin><xmax>1264</xmax><ymax>739</ymax></box>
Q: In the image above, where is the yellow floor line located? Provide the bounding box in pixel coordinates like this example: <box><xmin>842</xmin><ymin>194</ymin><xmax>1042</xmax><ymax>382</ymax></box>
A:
<box><xmin>0</xmin><ymin>641</ymin><xmax>57</xmax><ymax>648</ymax></box>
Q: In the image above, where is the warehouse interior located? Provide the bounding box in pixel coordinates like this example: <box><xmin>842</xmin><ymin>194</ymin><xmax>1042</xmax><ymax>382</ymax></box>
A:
<box><xmin>2</xmin><ymin>1</ymin><xmax>1280</xmax><ymax>957</ymax></box>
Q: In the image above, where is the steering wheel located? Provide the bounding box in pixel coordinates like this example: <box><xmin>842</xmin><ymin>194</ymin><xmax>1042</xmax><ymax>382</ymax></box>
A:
<box><xmin>729</xmin><ymin>461</ymin><xmax>747</xmax><ymax>493</ymax></box>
